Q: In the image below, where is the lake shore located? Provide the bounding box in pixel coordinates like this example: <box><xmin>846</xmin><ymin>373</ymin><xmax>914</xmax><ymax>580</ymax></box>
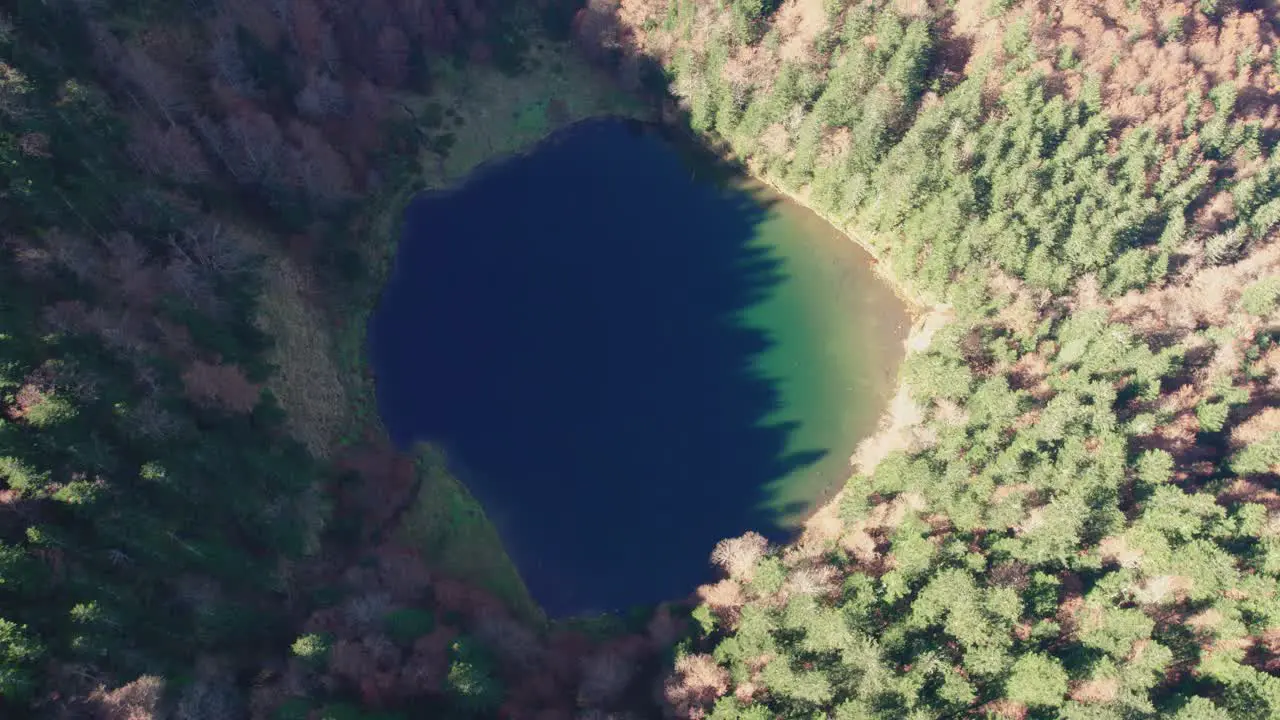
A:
<box><xmin>266</xmin><ymin>32</ymin><xmax>945</xmax><ymax>621</ymax></box>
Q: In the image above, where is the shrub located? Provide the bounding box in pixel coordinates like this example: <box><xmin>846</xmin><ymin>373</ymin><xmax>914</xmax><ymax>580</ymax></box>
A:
<box><xmin>290</xmin><ymin>633</ymin><xmax>332</xmax><ymax>667</ymax></box>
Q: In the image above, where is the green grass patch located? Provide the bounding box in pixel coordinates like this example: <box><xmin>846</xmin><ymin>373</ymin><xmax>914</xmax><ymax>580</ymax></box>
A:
<box><xmin>397</xmin><ymin>445</ymin><xmax>544</xmax><ymax>625</ymax></box>
<box><xmin>409</xmin><ymin>40</ymin><xmax>651</xmax><ymax>188</ymax></box>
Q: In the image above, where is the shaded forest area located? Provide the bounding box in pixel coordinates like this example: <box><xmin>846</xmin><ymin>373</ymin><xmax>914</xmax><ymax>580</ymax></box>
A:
<box><xmin>3</xmin><ymin>0</ymin><xmax>1280</xmax><ymax>718</ymax></box>
<box><xmin>0</xmin><ymin>0</ymin><xmax>682</xmax><ymax>718</ymax></box>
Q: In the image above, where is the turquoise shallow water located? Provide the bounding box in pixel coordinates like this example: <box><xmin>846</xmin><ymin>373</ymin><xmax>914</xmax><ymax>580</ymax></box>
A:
<box><xmin>370</xmin><ymin>119</ymin><xmax>908</xmax><ymax>616</ymax></box>
<box><xmin>738</xmin><ymin>184</ymin><xmax>910</xmax><ymax>525</ymax></box>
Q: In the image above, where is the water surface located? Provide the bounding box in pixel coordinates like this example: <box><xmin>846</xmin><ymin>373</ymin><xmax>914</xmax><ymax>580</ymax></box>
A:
<box><xmin>370</xmin><ymin>120</ymin><xmax>907</xmax><ymax>616</ymax></box>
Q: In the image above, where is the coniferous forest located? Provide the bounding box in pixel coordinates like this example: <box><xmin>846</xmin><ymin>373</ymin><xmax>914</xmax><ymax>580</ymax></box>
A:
<box><xmin>3</xmin><ymin>0</ymin><xmax>1280</xmax><ymax>718</ymax></box>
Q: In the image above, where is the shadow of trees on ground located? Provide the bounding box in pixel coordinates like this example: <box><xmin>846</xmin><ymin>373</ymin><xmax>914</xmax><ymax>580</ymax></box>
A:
<box><xmin>370</xmin><ymin>119</ymin><xmax>823</xmax><ymax>616</ymax></box>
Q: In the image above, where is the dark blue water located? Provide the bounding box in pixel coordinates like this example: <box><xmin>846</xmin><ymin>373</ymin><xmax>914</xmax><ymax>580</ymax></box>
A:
<box><xmin>371</xmin><ymin>120</ymin><xmax>828</xmax><ymax>616</ymax></box>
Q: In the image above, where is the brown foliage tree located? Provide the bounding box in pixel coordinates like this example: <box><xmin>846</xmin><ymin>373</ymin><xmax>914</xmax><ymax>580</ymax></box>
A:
<box><xmin>663</xmin><ymin>654</ymin><xmax>729</xmax><ymax>719</ymax></box>
<box><xmin>128</xmin><ymin>115</ymin><xmax>212</xmax><ymax>184</ymax></box>
<box><xmin>573</xmin><ymin>0</ymin><xmax>622</xmax><ymax>61</ymax></box>
<box><xmin>474</xmin><ymin>607</ymin><xmax>542</xmax><ymax>670</ymax></box>
<box><xmin>181</xmin><ymin>360</ymin><xmax>261</xmax><ymax>413</ymax></box>
<box><xmin>102</xmin><ymin>232</ymin><xmax>162</xmax><ymax>308</ymax></box>
<box><xmin>162</xmin><ymin>253</ymin><xmax>220</xmax><ymax>317</ymax></box>
<box><xmin>124</xmin><ymin>395</ymin><xmax>180</xmax><ymax>440</ymax></box>
<box><xmin>5</xmin><ymin>235</ymin><xmax>52</xmax><ymax>279</ymax></box>
<box><xmin>41</xmin><ymin>229</ymin><xmax>103</xmax><ymax>285</ymax></box>
<box><xmin>294</xmin><ymin>70</ymin><xmax>348</xmax><ymax>119</ymax></box>
<box><xmin>290</xmin><ymin>0</ymin><xmax>331</xmax><ymax>66</ymax></box>
<box><xmin>374</xmin><ymin>25</ymin><xmax>411</xmax><ymax>88</ymax></box>
<box><xmin>43</xmin><ymin>300</ymin><xmax>91</xmax><ymax>336</ymax></box>
<box><xmin>118</xmin><ymin>44</ymin><xmax>191</xmax><ymax>124</ymax></box>
<box><xmin>578</xmin><ymin>648</ymin><xmax>636</xmax><ymax>707</ymax></box>
<box><xmin>354</xmin><ymin>0</ymin><xmax>398</xmax><ymax>33</ymax></box>
<box><xmin>400</xmin><ymin>625</ymin><xmax>457</xmax><ymax>693</ymax></box>
<box><xmin>88</xmin><ymin>675</ymin><xmax>164</xmax><ymax>720</ymax></box>
<box><xmin>82</xmin><ymin>306</ymin><xmax>148</xmax><ymax>358</ymax></box>
<box><xmin>329</xmin><ymin>635</ymin><xmax>401</xmax><ymax>683</ymax></box>
<box><xmin>421</xmin><ymin>0</ymin><xmax>462</xmax><ymax>51</ymax></box>
<box><xmin>431</xmin><ymin>577</ymin><xmax>502</xmax><ymax>618</ymax></box>
<box><xmin>546</xmin><ymin>630</ymin><xmax>592</xmax><ymax>686</ymax></box>
<box><xmin>372</xmin><ymin>542</ymin><xmax>433</xmax><ymax>602</ymax></box>
<box><xmin>7</xmin><ymin>365</ymin><xmax>56</xmax><ymax>423</ymax></box>
<box><xmin>224</xmin><ymin>108</ymin><xmax>291</xmax><ymax>186</ymax></box>
<box><xmin>225</xmin><ymin>0</ymin><xmax>284</xmax><ymax>47</ymax></box>
<box><xmin>696</xmin><ymin>579</ymin><xmax>744</xmax><ymax>623</ymax></box>
<box><xmin>208</xmin><ymin>20</ymin><xmax>258</xmax><ymax>97</ymax></box>
<box><xmin>87</xmin><ymin>23</ymin><xmax>183</xmax><ymax>122</ymax></box>
<box><xmin>17</xmin><ymin>131</ymin><xmax>51</xmax><ymax>158</ymax></box>
<box><xmin>286</xmin><ymin>120</ymin><xmax>354</xmax><ymax>203</ymax></box>
<box><xmin>646</xmin><ymin>604</ymin><xmax>685</xmax><ymax>649</ymax></box>
<box><xmin>181</xmin><ymin>220</ymin><xmax>249</xmax><ymax>276</ymax></box>
<box><xmin>345</xmin><ymin>78</ymin><xmax>391</xmax><ymax>158</ymax></box>
<box><xmin>455</xmin><ymin>0</ymin><xmax>485</xmax><ymax>32</ymax></box>
<box><xmin>334</xmin><ymin>443</ymin><xmax>417</xmax><ymax>531</ymax></box>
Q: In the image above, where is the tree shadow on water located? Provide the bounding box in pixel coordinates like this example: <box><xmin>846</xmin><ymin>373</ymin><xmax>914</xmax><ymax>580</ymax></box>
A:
<box><xmin>370</xmin><ymin>119</ymin><xmax>826</xmax><ymax>616</ymax></box>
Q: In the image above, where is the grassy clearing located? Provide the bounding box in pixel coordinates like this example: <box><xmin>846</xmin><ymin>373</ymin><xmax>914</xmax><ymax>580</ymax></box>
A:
<box><xmin>253</xmin><ymin>250</ymin><xmax>348</xmax><ymax>458</ymax></box>
<box><xmin>397</xmin><ymin>444</ymin><xmax>543</xmax><ymax>624</ymax></box>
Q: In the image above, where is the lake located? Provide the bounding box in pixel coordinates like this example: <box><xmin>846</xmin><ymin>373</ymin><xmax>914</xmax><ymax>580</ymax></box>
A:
<box><xmin>369</xmin><ymin>119</ymin><xmax>908</xmax><ymax>617</ymax></box>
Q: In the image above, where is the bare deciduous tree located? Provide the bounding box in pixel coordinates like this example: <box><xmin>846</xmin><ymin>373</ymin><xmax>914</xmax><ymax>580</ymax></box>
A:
<box><xmin>163</xmin><ymin>253</ymin><xmax>220</xmax><ymax>316</ymax></box>
<box><xmin>374</xmin><ymin>25</ymin><xmax>410</xmax><ymax>88</ymax></box>
<box><xmin>125</xmin><ymin>395</ymin><xmax>180</xmax><ymax>440</ymax></box>
<box><xmin>346</xmin><ymin>78</ymin><xmax>391</xmax><ymax>156</ymax></box>
<box><xmin>226</xmin><ymin>109</ymin><xmax>290</xmax><ymax>186</ymax></box>
<box><xmin>663</xmin><ymin>654</ymin><xmax>729</xmax><ymax>719</ymax></box>
<box><xmin>88</xmin><ymin>675</ymin><xmax>164</xmax><ymax>720</ymax></box>
<box><xmin>196</xmin><ymin>109</ymin><xmax>290</xmax><ymax>188</ymax></box>
<box><xmin>104</xmin><ymin>232</ymin><xmax>158</xmax><ymax>306</ymax></box>
<box><xmin>43</xmin><ymin>300</ymin><xmax>90</xmax><ymax>336</ymax></box>
<box><xmin>42</xmin><ymin>229</ymin><xmax>102</xmax><ymax>284</ymax></box>
<box><xmin>181</xmin><ymin>220</ymin><xmax>249</xmax><ymax>275</ymax></box>
<box><xmin>129</xmin><ymin>114</ymin><xmax>212</xmax><ymax>183</ymax></box>
<box><xmin>181</xmin><ymin>360</ymin><xmax>261</xmax><ymax>413</ymax></box>
<box><xmin>5</xmin><ymin>236</ymin><xmax>53</xmax><ymax>278</ymax></box>
<box><xmin>371</xmin><ymin>542</ymin><xmax>432</xmax><ymax>602</ymax></box>
<box><xmin>294</xmin><ymin>69</ymin><xmax>348</xmax><ymax>118</ymax></box>
<box><xmin>208</xmin><ymin>20</ymin><xmax>258</xmax><ymax>97</ymax></box>
<box><xmin>578</xmin><ymin>649</ymin><xmax>636</xmax><ymax>707</ymax></box>
<box><xmin>84</xmin><ymin>306</ymin><xmax>148</xmax><ymax>358</ymax></box>
<box><xmin>17</xmin><ymin>132</ymin><xmax>50</xmax><ymax>158</ymax></box>
<box><xmin>171</xmin><ymin>662</ymin><xmax>244</xmax><ymax>720</ymax></box>
<box><xmin>289</xmin><ymin>0</ymin><xmax>328</xmax><ymax>63</ymax></box>
<box><xmin>343</xmin><ymin>592</ymin><xmax>392</xmax><ymax>632</ymax></box>
<box><xmin>474</xmin><ymin>608</ymin><xmax>542</xmax><ymax>670</ymax></box>
<box><xmin>119</xmin><ymin>44</ymin><xmax>191</xmax><ymax>124</ymax></box>
<box><xmin>709</xmin><ymin>531</ymin><xmax>768</xmax><ymax>581</ymax></box>
<box><xmin>573</xmin><ymin>0</ymin><xmax>622</xmax><ymax>61</ymax></box>
<box><xmin>287</xmin><ymin>120</ymin><xmax>354</xmax><ymax>204</ymax></box>
<box><xmin>225</xmin><ymin>0</ymin><xmax>283</xmax><ymax>46</ymax></box>
<box><xmin>353</xmin><ymin>0</ymin><xmax>395</xmax><ymax>34</ymax></box>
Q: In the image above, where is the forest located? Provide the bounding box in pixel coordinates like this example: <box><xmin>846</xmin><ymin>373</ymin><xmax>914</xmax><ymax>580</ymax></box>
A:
<box><xmin>2</xmin><ymin>0</ymin><xmax>1279</xmax><ymax>718</ymax></box>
